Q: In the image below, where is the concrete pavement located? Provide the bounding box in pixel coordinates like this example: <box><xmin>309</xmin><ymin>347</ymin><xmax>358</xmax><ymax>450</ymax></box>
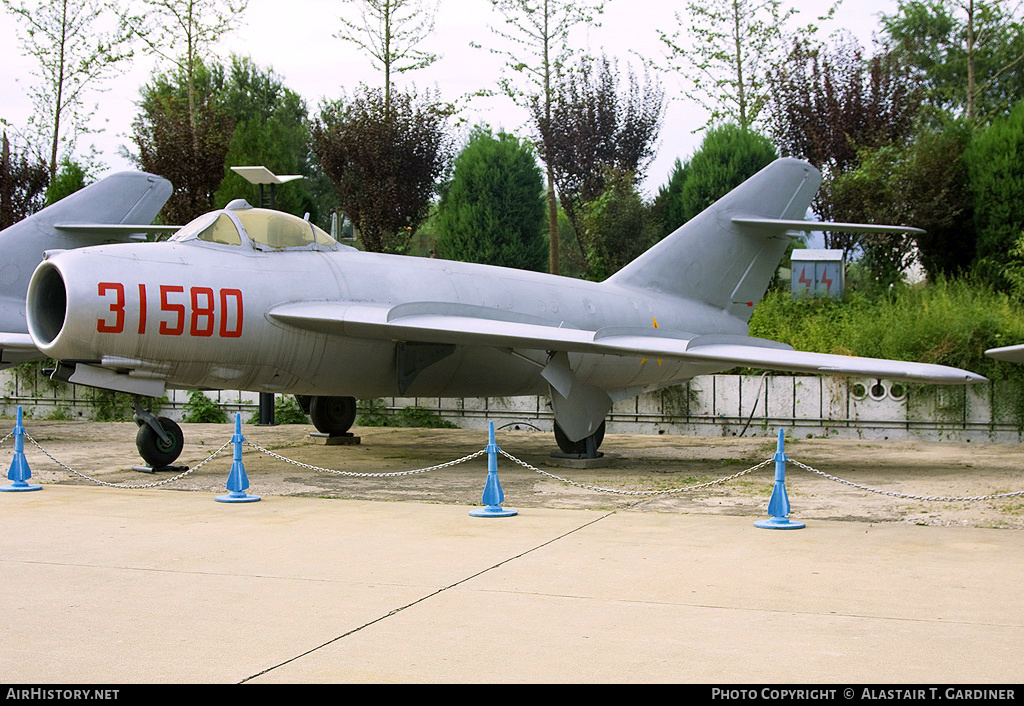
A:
<box><xmin>0</xmin><ymin>484</ymin><xmax>1021</xmax><ymax>684</ymax></box>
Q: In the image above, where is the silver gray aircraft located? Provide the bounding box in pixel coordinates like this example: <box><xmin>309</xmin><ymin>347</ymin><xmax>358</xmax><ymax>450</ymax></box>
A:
<box><xmin>1</xmin><ymin>171</ymin><xmax>174</xmax><ymax>369</ymax></box>
<box><xmin>24</xmin><ymin>158</ymin><xmax>985</xmax><ymax>466</ymax></box>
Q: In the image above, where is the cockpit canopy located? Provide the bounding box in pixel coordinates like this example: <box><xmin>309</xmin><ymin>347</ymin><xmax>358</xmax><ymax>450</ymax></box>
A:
<box><xmin>169</xmin><ymin>200</ymin><xmax>340</xmax><ymax>251</ymax></box>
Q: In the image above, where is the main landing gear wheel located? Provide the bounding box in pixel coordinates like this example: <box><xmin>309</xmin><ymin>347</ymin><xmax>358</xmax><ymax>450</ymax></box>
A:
<box><xmin>553</xmin><ymin>420</ymin><xmax>605</xmax><ymax>458</ymax></box>
<box><xmin>136</xmin><ymin>416</ymin><xmax>185</xmax><ymax>468</ymax></box>
<box><xmin>309</xmin><ymin>395</ymin><xmax>357</xmax><ymax>436</ymax></box>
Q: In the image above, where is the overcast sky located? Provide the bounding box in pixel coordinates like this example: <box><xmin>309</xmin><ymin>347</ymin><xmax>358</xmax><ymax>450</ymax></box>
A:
<box><xmin>0</xmin><ymin>0</ymin><xmax>900</xmax><ymax>195</ymax></box>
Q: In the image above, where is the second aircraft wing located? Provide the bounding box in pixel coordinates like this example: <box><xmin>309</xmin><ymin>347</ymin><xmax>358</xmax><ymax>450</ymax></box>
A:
<box><xmin>268</xmin><ymin>301</ymin><xmax>986</xmax><ymax>385</ymax></box>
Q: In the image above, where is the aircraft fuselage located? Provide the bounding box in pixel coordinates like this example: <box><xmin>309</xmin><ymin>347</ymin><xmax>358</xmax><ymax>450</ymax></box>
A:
<box><xmin>29</xmin><ymin>242</ymin><xmax>743</xmax><ymax>399</ymax></box>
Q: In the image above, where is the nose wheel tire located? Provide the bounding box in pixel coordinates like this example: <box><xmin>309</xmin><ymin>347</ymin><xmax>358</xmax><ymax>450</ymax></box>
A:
<box><xmin>136</xmin><ymin>416</ymin><xmax>185</xmax><ymax>468</ymax></box>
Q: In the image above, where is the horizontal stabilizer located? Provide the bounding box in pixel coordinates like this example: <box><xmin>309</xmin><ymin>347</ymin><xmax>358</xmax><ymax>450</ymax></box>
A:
<box><xmin>268</xmin><ymin>301</ymin><xmax>986</xmax><ymax>385</ymax></box>
<box><xmin>55</xmin><ymin>223</ymin><xmax>180</xmax><ymax>241</ymax></box>
<box><xmin>732</xmin><ymin>217</ymin><xmax>925</xmax><ymax>235</ymax></box>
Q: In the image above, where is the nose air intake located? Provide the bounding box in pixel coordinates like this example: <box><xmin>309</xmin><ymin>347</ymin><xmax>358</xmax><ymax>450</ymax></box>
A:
<box><xmin>27</xmin><ymin>262</ymin><xmax>68</xmax><ymax>348</ymax></box>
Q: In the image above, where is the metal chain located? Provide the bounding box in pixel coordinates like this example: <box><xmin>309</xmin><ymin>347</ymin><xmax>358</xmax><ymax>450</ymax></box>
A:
<box><xmin>244</xmin><ymin>440</ymin><xmax>486</xmax><ymax>477</ymax></box>
<box><xmin>498</xmin><ymin>448</ymin><xmax>775</xmax><ymax>496</ymax></box>
<box><xmin>9</xmin><ymin>420</ymin><xmax>1024</xmax><ymax>503</ymax></box>
<box><xmin>23</xmin><ymin>432</ymin><xmax>232</xmax><ymax>489</ymax></box>
<box><xmin>788</xmin><ymin>457</ymin><xmax>1024</xmax><ymax>502</ymax></box>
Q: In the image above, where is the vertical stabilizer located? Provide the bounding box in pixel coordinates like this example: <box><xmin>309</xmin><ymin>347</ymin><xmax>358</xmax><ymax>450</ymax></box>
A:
<box><xmin>29</xmin><ymin>171</ymin><xmax>171</xmax><ymax>234</ymax></box>
<box><xmin>606</xmin><ymin>158</ymin><xmax>821</xmax><ymax>322</ymax></box>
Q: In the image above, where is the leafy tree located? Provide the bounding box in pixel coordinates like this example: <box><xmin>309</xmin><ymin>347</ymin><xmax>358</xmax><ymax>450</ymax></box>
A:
<box><xmin>334</xmin><ymin>0</ymin><xmax>440</xmax><ymax>110</ymax></box>
<box><xmin>435</xmin><ymin>127</ymin><xmax>547</xmax><ymax>271</ymax></box>
<box><xmin>881</xmin><ymin>0</ymin><xmax>1024</xmax><ymax>126</ymax></box>
<box><xmin>577</xmin><ymin>168</ymin><xmax>661</xmax><ymax>280</ymax></box>
<box><xmin>531</xmin><ymin>54</ymin><xmax>665</xmax><ymax>238</ymax></box>
<box><xmin>212</xmin><ymin>56</ymin><xmax>314</xmax><ymax>217</ymax></box>
<box><xmin>132</xmin><ymin>0</ymin><xmax>249</xmax><ymax>130</ymax></box>
<box><xmin>479</xmin><ymin>0</ymin><xmax>609</xmax><ymax>274</ymax></box>
<box><xmin>0</xmin><ymin>131</ymin><xmax>49</xmax><ymax>228</ymax></box>
<box><xmin>44</xmin><ymin>158</ymin><xmax>89</xmax><ymax>204</ymax></box>
<box><xmin>676</xmin><ymin>123</ymin><xmax>778</xmax><ymax>222</ymax></box>
<box><xmin>767</xmin><ymin>33</ymin><xmax>923</xmax><ymax>253</ymax></box>
<box><xmin>825</xmin><ymin>120</ymin><xmax>975</xmax><ymax>286</ymax></box>
<box><xmin>769</xmin><ymin>34</ymin><xmax>923</xmax><ymax>177</ymax></box>
<box><xmin>131</xmin><ymin>61</ymin><xmax>235</xmax><ymax>225</ymax></box>
<box><xmin>1</xmin><ymin>0</ymin><xmax>137</xmax><ymax>176</ymax></box>
<box><xmin>311</xmin><ymin>85</ymin><xmax>453</xmax><ymax>253</ymax></box>
<box><xmin>966</xmin><ymin>98</ymin><xmax>1024</xmax><ymax>287</ymax></box>
<box><xmin>653</xmin><ymin>0</ymin><xmax>838</xmax><ymax>130</ymax></box>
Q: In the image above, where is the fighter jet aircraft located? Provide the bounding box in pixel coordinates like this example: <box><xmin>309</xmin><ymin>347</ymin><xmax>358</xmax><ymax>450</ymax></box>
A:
<box><xmin>0</xmin><ymin>171</ymin><xmax>175</xmax><ymax>369</ymax></box>
<box><xmin>24</xmin><ymin>158</ymin><xmax>986</xmax><ymax>466</ymax></box>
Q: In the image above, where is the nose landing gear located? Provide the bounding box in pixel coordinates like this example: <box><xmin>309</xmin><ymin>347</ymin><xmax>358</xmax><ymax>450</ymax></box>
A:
<box><xmin>133</xmin><ymin>399</ymin><xmax>186</xmax><ymax>470</ymax></box>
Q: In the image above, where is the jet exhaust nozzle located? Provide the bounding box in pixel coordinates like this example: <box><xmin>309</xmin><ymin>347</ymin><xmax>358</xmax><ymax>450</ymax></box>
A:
<box><xmin>27</xmin><ymin>261</ymin><xmax>68</xmax><ymax>350</ymax></box>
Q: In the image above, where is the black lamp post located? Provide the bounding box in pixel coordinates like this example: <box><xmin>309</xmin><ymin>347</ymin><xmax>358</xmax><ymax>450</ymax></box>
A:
<box><xmin>229</xmin><ymin>166</ymin><xmax>305</xmax><ymax>426</ymax></box>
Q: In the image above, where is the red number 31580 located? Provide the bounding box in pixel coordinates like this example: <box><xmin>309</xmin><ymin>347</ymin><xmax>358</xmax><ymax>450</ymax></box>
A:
<box><xmin>97</xmin><ymin>282</ymin><xmax>243</xmax><ymax>338</ymax></box>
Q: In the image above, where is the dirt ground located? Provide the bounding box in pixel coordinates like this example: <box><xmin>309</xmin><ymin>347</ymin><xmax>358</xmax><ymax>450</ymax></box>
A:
<box><xmin>3</xmin><ymin>419</ymin><xmax>1024</xmax><ymax>529</ymax></box>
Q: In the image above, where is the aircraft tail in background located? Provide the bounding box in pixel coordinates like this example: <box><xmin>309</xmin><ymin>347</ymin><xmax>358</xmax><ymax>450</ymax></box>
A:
<box><xmin>606</xmin><ymin>158</ymin><xmax>923</xmax><ymax>323</ymax></box>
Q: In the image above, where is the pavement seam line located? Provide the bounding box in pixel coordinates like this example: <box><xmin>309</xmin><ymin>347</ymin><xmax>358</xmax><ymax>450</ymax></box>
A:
<box><xmin>237</xmin><ymin>511</ymin><xmax>616</xmax><ymax>683</ymax></box>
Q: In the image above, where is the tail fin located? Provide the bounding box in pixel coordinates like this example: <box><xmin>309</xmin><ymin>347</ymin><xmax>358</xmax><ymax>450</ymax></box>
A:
<box><xmin>606</xmin><ymin>158</ymin><xmax>820</xmax><ymax>322</ymax></box>
<box><xmin>23</xmin><ymin>171</ymin><xmax>173</xmax><ymax>241</ymax></box>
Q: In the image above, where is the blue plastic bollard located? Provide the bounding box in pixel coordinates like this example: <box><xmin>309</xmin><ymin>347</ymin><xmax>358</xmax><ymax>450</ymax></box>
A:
<box><xmin>755</xmin><ymin>428</ymin><xmax>804</xmax><ymax>530</ymax></box>
<box><xmin>469</xmin><ymin>422</ymin><xmax>517</xmax><ymax>517</ymax></box>
<box><xmin>216</xmin><ymin>414</ymin><xmax>260</xmax><ymax>503</ymax></box>
<box><xmin>2</xmin><ymin>407</ymin><xmax>41</xmax><ymax>492</ymax></box>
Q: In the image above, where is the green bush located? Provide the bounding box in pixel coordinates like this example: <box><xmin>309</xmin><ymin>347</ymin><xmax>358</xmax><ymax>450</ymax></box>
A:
<box><xmin>181</xmin><ymin>391</ymin><xmax>228</xmax><ymax>423</ymax></box>
<box><xmin>748</xmin><ymin>278</ymin><xmax>1024</xmax><ymax>382</ymax></box>
<box><xmin>88</xmin><ymin>389</ymin><xmax>136</xmax><ymax>422</ymax></box>
<box><xmin>356</xmin><ymin>399</ymin><xmax>458</xmax><ymax>428</ymax></box>
<box><xmin>577</xmin><ymin>169</ymin><xmax>661</xmax><ymax>280</ymax></box>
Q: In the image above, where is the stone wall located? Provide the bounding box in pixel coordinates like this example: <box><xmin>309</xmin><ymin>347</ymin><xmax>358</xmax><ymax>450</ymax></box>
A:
<box><xmin>5</xmin><ymin>367</ymin><xmax>1015</xmax><ymax>443</ymax></box>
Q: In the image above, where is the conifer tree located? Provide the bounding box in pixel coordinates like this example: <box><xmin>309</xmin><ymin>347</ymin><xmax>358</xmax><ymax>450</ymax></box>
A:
<box><xmin>677</xmin><ymin>123</ymin><xmax>778</xmax><ymax>222</ymax></box>
<box><xmin>968</xmin><ymin>99</ymin><xmax>1024</xmax><ymax>286</ymax></box>
<box><xmin>435</xmin><ymin>127</ymin><xmax>546</xmax><ymax>272</ymax></box>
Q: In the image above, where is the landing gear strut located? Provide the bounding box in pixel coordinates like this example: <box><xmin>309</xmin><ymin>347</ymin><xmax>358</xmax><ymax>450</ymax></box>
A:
<box><xmin>553</xmin><ymin>420</ymin><xmax>605</xmax><ymax>459</ymax></box>
<box><xmin>133</xmin><ymin>399</ymin><xmax>185</xmax><ymax>469</ymax></box>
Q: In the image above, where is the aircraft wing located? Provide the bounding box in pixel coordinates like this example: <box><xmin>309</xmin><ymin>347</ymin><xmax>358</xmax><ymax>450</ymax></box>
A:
<box><xmin>0</xmin><ymin>332</ymin><xmax>41</xmax><ymax>367</ymax></box>
<box><xmin>985</xmin><ymin>344</ymin><xmax>1024</xmax><ymax>363</ymax></box>
<box><xmin>268</xmin><ymin>301</ymin><xmax>985</xmax><ymax>385</ymax></box>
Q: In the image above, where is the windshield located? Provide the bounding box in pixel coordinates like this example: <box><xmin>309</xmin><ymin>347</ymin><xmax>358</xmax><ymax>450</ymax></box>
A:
<box><xmin>169</xmin><ymin>212</ymin><xmax>219</xmax><ymax>243</ymax></box>
<box><xmin>235</xmin><ymin>208</ymin><xmax>336</xmax><ymax>250</ymax></box>
<box><xmin>168</xmin><ymin>206</ymin><xmax>337</xmax><ymax>250</ymax></box>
